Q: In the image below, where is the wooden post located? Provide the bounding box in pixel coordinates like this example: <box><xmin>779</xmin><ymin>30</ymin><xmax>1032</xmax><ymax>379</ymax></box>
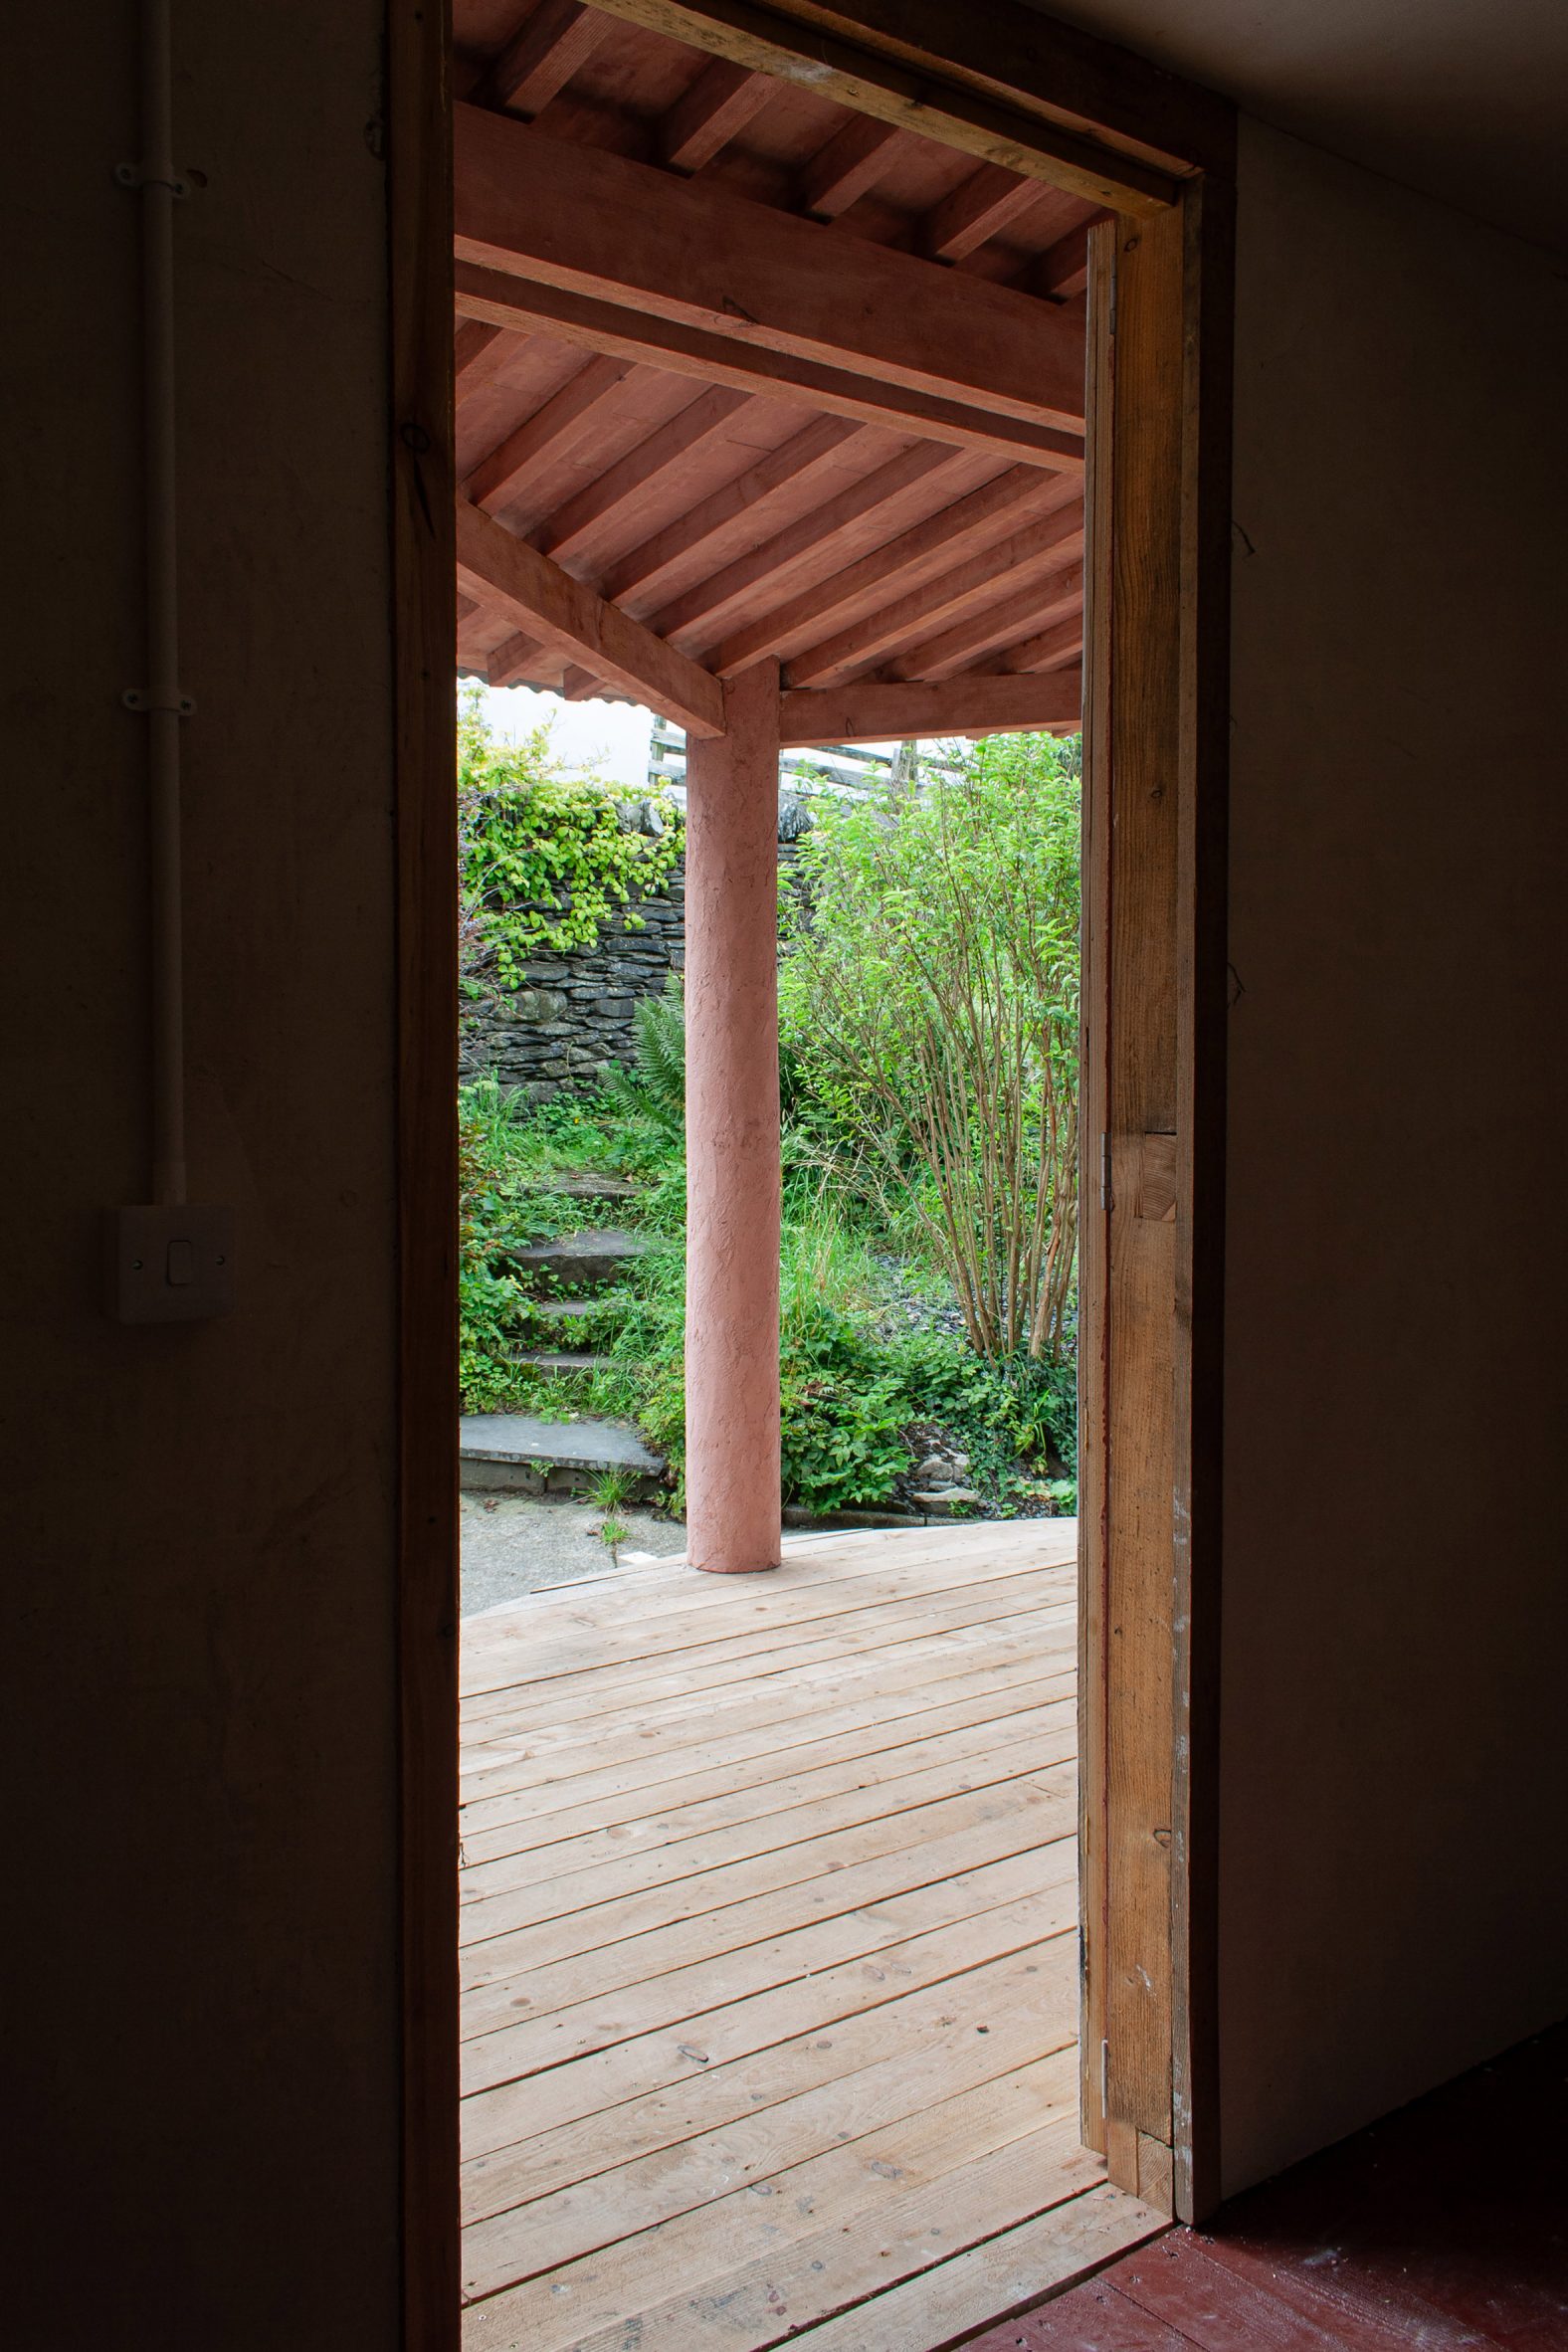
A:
<box><xmin>684</xmin><ymin>659</ymin><xmax>783</xmax><ymax>1573</ymax></box>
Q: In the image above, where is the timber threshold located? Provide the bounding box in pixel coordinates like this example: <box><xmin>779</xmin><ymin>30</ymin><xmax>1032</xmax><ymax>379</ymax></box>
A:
<box><xmin>458</xmin><ymin>1520</ymin><xmax>1160</xmax><ymax>2349</ymax></box>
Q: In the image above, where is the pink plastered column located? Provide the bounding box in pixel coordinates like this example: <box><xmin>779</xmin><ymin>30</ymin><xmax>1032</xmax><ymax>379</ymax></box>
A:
<box><xmin>683</xmin><ymin>659</ymin><xmax>783</xmax><ymax>1573</ymax></box>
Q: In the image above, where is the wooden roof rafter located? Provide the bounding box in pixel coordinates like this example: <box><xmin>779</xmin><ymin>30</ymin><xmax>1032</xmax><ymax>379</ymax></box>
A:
<box><xmin>453</xmin><ymin>102</ymin><xmax>1088</xmax><ymax>440</ymax></box>
<box><xmin>453</xmin><ymin>0</ymin><xmax>1098</xmax><ymax>734</ymax></box>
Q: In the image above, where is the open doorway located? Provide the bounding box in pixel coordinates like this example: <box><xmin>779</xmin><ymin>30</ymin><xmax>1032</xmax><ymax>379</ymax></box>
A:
<box><xmin>390</xmin><ymin>3</ymin><xmax>1235</xmax><ymax>2342</ymax></box>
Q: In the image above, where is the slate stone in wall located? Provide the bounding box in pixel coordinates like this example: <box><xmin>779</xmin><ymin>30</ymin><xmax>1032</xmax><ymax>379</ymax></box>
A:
<box><xmin>461</xmin><ymin>813</ymin><xmax>810</xmax><ymax>1101</ymax></box>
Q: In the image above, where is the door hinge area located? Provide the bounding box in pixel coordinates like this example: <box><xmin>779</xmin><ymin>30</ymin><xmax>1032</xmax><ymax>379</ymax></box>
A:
<box><xmin>1099</xmin><ymin>2037</ymin><xmax>1110</xmax><ymax>2107</ymax></box>
<box><xmin>1099</xmin><ymin>1132</ymin><xmax>1113</xmax><ymax>1214</ymax></box>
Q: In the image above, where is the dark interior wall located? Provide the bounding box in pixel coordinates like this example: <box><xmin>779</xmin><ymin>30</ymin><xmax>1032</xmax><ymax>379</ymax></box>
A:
<box><xmin>3</xmin><ymin>7</ymin><xmax>404</xmax><ymax>2342</ymax></box>
<box><xmin>1218</xmin><ymin>116</ymin><xmax>1568</xmax><ymax>2194</ymax></box>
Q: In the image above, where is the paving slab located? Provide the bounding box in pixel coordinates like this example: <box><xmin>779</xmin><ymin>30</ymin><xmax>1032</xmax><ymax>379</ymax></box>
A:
<box><xmin>460</xmin><ymin>1410</ymin><xmax>665</xmax><ymax>1495</ymax></box>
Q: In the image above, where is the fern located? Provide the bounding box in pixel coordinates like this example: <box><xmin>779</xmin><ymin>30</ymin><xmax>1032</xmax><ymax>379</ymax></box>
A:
<box><xmin>606</xmin><ymin>977</ymin><xmax>686</xmax><ymax>1143</ymax></box>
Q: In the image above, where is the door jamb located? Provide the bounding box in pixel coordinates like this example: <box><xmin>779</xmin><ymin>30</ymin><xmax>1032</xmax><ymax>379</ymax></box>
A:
<box><xmin>390</xmin><ymin>3</ymin><xmax>1234</xmax><ymax>2336</ymax></box>
<box><xmin>389</xmin><ymin>1</ymin><xmax>461</xmax><ymax>2341</ymax></box>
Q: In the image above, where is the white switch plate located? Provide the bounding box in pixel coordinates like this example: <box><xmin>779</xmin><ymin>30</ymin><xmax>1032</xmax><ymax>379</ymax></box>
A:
<box><xmin>107</xmin><ymin>1205</ymin><xmax>235</xmax><ymax>1323</ymax></box>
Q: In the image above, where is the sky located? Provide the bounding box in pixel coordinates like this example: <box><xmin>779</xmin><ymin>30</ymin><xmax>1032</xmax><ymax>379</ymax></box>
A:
<box><xmin>479</xmin><ymin>683</ymin><xmax>656</xmax><ymax>787</ymax></box>
<box><xmin>478</xmin><ymin>681</ymin><xmax>907</xmax><ymax>788</ymax></box>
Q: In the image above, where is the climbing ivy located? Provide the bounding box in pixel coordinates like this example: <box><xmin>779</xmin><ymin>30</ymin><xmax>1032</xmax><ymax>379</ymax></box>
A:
<box><xmin>459</xmin><ymin>684</ymin><xmax>684</xmax><ymax>986</ymax></box>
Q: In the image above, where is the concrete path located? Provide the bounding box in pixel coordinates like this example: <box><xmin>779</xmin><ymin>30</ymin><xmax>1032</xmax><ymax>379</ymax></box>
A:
<box><xmin>461</xmin><ymin>1491</ymin><xmax>686</xmax><ymax>1615</ymax></box>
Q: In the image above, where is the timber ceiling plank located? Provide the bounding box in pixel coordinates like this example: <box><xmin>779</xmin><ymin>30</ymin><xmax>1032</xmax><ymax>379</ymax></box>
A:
<box><xmin>886</xmin><ymin>560</ymin><xmax>1085</xmax><ymax>682</ymax></box>
<box><xmin>568</xmin><ymin>0</ymin><xmax>1185</xmax><ymax>209</ymax></box>
<box><xmin>538</xmin><ymin>383</ymin><xmax>754</xmax><ymax>562</ymax></box>
<box><xmin>711</xmin><ymin>465</ymin><xmax>1078</xmax><ymax>676</ymax></box>
<box><xmin>797</xmin><ymin>114</ymin><xmax>908</xmax><ymax>217</ymax></box>
<box><xmin>465</xmin><ymin>351</ymin><xmax>636</xmax><ymax>511</ymax></box>
<box><xmin>600</xmin><ymin>412</ymin><xmax>867</xmax><ymax>606</ymax></box>
<box><xmin>660</xmin><ymin>57</ymin><xmax>775</xmax><ymax>167</ymax></box>
<box><xmin>454</xmin><ymin>0</ymin><xmax>1093</xmax><ymax>708</ymax></box>
<box><xmin>999</xmin><ymin>612</ymin><xmax>1085</xmax><ymax>677</ymax></box>
<box><xmin>649</xmin><ymin>441</ymin><xmax>966</xmax><ymax>649</ymax></box>
<box><xmin>922</xmin><ymin>162</ymin><xmax>1043</xmax><ymax>262</ymax></box>
<box><xmin>783</xmin><ymin>506</ymin><xmax>1082</xmax><ymax>686</ymax></box>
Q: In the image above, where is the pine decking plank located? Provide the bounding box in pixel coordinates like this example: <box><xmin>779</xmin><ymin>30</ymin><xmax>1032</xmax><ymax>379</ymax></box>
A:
<box><xmin>461</xmin><ymin>1811</ymin><xmax>1076</xmax><ymax>2043</ymax></box>
<box><xmin>461</xmin><ymin>1514</ymin><xmax>1067</xmax><ymax>1665</ymax></box>
<box><xmin>456</xmin><ymin>1599</ymin><xmax>1067</xmax><ymax>1749</ymax></box>
<box><xmin>463</xmin><ymin>1771</ymin><xmax>1075</xmax><ymax>1988</ymax></box>
<box><xmin>463</xmin><ymin>1762</ymin><xmax>1073</xmax><ymax>1971</ymax></box>
<box><xmin>462</xmin><ymin>1939</ymin><xmax>1079</xmax><ymax>2282</ymax></box>
<box><xmin>463</xmin><ymin>1731</ymin><xmax>1073</xmax><ymax>1945</ymax></box>
<box><xmin>463</xmin><ymin>1847</ymin><xmax>1061</xmax><ymax>2081</ymax></box>
<box><xmin>461</xmin><ymin>1549</ymin><xmax>1071</xmax><ymax>1706</ymax></box>
<box><xmin>461</xmin><ymin>1575</ymin><xmax>1072</xmax><ymax>1741</ymax></box>
<box><xmin>460</xmin><ymin>1670</ymin><xmax>1073</xmax><ymax>1862</ymax></box>
<box><xmin>459</xmin><ymin>1528</ymin><xmax>1060</xmax><ymax>1677</ymax></box>
<box><xmin>459</xmin><ymin>1606</ymin><xmax>1074</xmax><ymax>1792</ymax></box>
<box><xmin>470</xmin><ymin>2124</ymin><xmax>1125</xmax><ymax>2352</ymax></box>
<box><xmin>460</xmin><ymin>1521</ymin><xmax>1092</xmax><ymax>2352</ymax></box>
<box><xmin>460</xmin><ymin>1701</ymin><xmax>1076</xmax><ymax>1898</ymax></box>
<box><xmin>460</xmin><ymin>1628</ymin><xmax>1070</xmax><ymax>1819</ymax></box>
<box><xmin>776</xmin><ymin>2182</ymin><xmax>1164</xmax><ymax>2352</ymax></box>
<box><xmin>459</xmin><ymin>1652</ymin><xmax>1064</xmax><ymax>1841</ymax></box>
<box><xmin>465</xmin><ymin>1881</ymin><xmax>1073</xmax><ymax>2117</ymax></box>
<box><xmin>460</xmin><ymin>1529</ymin><xmax>1070</xmax><ymax>1676</ymax></box>
<box><xmin>471</xmin><ymin>2056</ymin><xmax>1083</xmax><ymax>2352</ymax></box>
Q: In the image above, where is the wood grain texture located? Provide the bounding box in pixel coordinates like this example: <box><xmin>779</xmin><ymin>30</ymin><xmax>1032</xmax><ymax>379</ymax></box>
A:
<box><xmin>456</xmin><ymin>1523</ymin><xmax>1149</xmax><ymax>2350</ymax></box>
<box><xmin>455</xmin><ymin>493</ymin><xmax>725</xmax><ymax>732</ymax></box>
<box><xmin>778</xmin><ymin>670</ymin><xmax>1079</xmax><ymax>743</ymax></box>
<box><xmin>390</xmin><ymin>1</ymin><xmax>460</xmax><ymax>2345</ymax></box>
<box><xmin>957</xmin><ymin>2021</ymin><xmax>1568</xmax><ymax>2347</ymax></box>
<box><xmin>484</xmin><ymin>0</ymin><xmax>612</xmax><ymax>116</ymax></box>
<box><xmin>453</xmin><ymin>100</ymin><xmax>1089</xmax><ymax>433</ymax></box>
<box><xmin>715</xmin><ymin>0</ymin><xmax>1236</xmax><ymax>179</ymax></box>
<box><xmin>1171</xmin><ymin>162</ymin><xmax>1236</xmax><ymax>2228</ymax></box>
<box><xmin>576</xmin><ymin>0</ymin><xmax>1186</xmax><ymax>211</ymax></box>
<box><xmin>1102</xmin><ymin>196</ymin><xmax>1184</xmax><ymax>2179</ymax></box>
<box><xmin>455</xmin><ymin>258</ymin><xmax>1086</xmax><ymax>468</ymax></box>
<box><xmin>1076</xmin><ymin>212</ymin><xmax>1115</xmax><ymax>2167</ymax></box>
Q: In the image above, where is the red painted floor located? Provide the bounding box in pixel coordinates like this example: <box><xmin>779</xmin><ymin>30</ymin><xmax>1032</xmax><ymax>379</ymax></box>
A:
<box><xmin>958</xmin><ymin>2023</ymin><xmax>1568</xmax><ymax>2349</ymax></box>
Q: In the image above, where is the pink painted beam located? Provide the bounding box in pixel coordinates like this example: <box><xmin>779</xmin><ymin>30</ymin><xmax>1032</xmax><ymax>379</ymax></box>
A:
<box><xmin>684</xmin><ymin>660</ymin><xmax>783</xmax><ymax>1574</ymax></box>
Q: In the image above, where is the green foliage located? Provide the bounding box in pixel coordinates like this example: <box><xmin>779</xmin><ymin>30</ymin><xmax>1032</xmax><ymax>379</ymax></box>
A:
<box><xmin>458</xmin><ymin>684</ymin><xmax>683</xmax><ymax>985</ymax></box>
<box><xmin>779</xmin><ymin>732</ymin><xmax>1081</xmax><ymax>1361</ymax></box>
<box><xmin>457</xmin><ymin>719</ymin><xmax>1085</xmax><ymax>1511</ymax></box>
<box><xmin>604</xmin><ymin>976</ymin><xmax>686</xmax><ymax>1145</ymax></box>
<box><xmin>458</xmin><ymin>1069</ymin><xmax>1078</xmax><ymax>1512</ymax></box>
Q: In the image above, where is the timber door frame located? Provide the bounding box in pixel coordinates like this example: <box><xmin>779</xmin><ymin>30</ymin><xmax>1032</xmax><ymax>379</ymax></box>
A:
<box><xmin>389</xmin><ymin>0</ymin><xmax>1235</xmax><ymax>2337</ymax></box>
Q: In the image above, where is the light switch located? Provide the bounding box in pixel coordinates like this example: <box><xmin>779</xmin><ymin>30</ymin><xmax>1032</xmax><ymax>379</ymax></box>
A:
<box><xmin>106</xmin><ymin>1205</ymin><xmax>235</xmax><ymax>1323</ymax></box>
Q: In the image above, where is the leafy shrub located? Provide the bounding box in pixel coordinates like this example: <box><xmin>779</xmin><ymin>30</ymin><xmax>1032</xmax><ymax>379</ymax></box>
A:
<box><xmin>780</xmin><ymin>733</ymin><xmax>1080</xmax><ymax>1362</ymax></box>
<box><xmin>458</xmin><ymin>685</ymin><xmax>683</xmax><ymax>987</ymax></box>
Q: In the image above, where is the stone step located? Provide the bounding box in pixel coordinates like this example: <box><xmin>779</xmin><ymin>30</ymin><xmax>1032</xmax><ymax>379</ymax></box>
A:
<box><xmin>535</xmin><ymin>1170</ymin><xmax>643</xmax><ymax>1202</ymax></box>
<box><xmin>460</xmin><ymin>1411</ymin><xmax>665</xmax><ymax>1498</ymax></box>
<box><xmin>515</xmin><ymin>1349</ymin><xmax>619</xmax><ymax>1375</ymax></box>
<box><xmin>516</xmin><ymin>1295</ymin><xmax>624</xmax><ymax>1327</ymax></box>
<box><xmin>505</xmin><ymin>1228</ymin><xmax>651</xmax><ymax>1292</ymax></box>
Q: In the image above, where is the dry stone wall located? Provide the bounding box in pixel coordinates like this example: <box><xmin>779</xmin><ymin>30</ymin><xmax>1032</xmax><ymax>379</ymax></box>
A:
<box><xmin>461</xmin><ymin>803</ymin><xmax>808</xmax><ymax>1100</ymax></box>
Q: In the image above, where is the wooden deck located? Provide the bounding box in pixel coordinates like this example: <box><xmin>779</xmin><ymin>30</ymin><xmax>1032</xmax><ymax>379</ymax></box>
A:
<box><xmin>458</xmin><ymin>1518</ymin><xmax>1161</xmax><ymax>2352</ymax></box>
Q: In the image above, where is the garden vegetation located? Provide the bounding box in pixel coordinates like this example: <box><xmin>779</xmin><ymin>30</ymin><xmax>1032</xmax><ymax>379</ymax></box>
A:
<box><xmin>459</xmin><ymin>707</ymin><xmax>1082</xmax><ymax>1520</ymax></box>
